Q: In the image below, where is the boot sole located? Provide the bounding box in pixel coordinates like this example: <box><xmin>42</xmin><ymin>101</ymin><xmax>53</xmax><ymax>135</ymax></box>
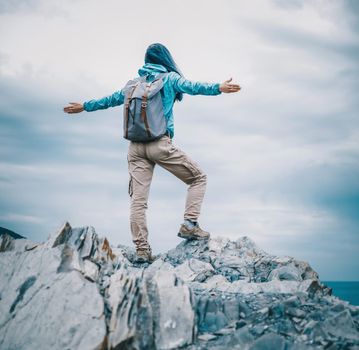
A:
<box><xmin>177</xmin><ymin>232</ymin><xmax>210</xmax><ymax>240</ymax></box>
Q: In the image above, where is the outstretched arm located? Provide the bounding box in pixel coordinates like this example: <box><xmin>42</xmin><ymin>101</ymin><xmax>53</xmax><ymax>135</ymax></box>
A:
<box><xmin>63</xmin><ymin>102</ymin><xmax>84</xmax><ymax>114</ymax></box>
<box><xmin>219</xmin><ymin>78</ymin><xmax>241</xmax><ymax>93</ymax></box>
<box><xmin>171</xmin><ymin>73</ymin><xmax>241</xmax><ymax>96</ymax></box>
<box><xmin>63</xmin><ymin>89</ymin><xmax>125</xmax><ymax>115</ymax></box>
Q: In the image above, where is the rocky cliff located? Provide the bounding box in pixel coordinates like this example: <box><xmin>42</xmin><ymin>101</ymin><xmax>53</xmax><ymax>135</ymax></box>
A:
<box><xmin>0</xmin><ymin>222</ymin><xmax>358</xmax><ymax>350</ymax></box>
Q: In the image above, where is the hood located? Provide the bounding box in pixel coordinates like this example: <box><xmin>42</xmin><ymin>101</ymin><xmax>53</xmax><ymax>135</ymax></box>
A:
<box><xmin>138</xmin><ymin>63</ymin><xmax>168</xmax><ymax>78</ymax></box>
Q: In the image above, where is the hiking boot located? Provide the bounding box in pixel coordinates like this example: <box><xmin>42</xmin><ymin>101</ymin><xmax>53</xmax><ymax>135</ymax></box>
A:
<box><xmin>178</xmin><ymin>221</ymin><xmax>210</xmax><ymax>240</ymax></box>
<box><xmin>135</xmin><ymin>248</ymin><xmax>155</xmax><ymax>263</ymax></box>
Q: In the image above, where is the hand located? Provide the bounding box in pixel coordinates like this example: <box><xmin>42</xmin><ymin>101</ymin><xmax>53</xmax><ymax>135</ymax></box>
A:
<box><xmin>63</xmin><ymin>102</ymin><xmax>84</xmax><ymax>114</ymax></box>
<box><xmin>219</xmin><ymin>78</ymin><xmax>241</xmax><ymax>93</ymax></box>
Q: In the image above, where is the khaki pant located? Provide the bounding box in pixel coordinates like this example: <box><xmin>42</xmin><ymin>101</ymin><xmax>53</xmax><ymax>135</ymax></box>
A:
<box><xmin>127</xmin><ymin>134</ymin><xmax>207</xmax><ymax>250</ymax></box>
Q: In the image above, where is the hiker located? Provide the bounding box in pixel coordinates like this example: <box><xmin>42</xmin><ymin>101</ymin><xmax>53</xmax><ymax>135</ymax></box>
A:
<box><xmin>63</xmin><ymin>43</ymin><xmax>241</xmax><ymax>262</ymax></box>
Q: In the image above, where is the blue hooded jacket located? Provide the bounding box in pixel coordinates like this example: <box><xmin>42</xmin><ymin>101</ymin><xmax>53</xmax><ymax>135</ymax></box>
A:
<box><xmin>83</xmin><ymin>63</ymin><xmax>222</xmax><ymax>138</ymax></box>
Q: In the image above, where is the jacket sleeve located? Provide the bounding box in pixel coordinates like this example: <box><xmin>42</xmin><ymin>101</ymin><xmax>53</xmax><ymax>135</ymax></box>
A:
<box><xmin>83</xmin><ymin>89</ymin><xmax>125</xmax><ymax>112</ymax></box>
<box><xmin>170</xmin><ymin>72</ymin><xmax>222</xmax><ymax>96</ymax></box>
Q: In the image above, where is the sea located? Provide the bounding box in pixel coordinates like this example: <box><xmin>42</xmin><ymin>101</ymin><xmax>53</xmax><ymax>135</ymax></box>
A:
<box><xmin>322</xmin><ymin>281</ymin><xmax>359</xmax><ymax>306</ymax></box>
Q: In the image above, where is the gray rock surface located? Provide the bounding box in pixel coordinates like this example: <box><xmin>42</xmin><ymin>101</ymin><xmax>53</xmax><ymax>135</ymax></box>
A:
<box><xmin>0</xmin><ymin>223</ymin><xmax>358</xmax><ymax>350</ymax></box>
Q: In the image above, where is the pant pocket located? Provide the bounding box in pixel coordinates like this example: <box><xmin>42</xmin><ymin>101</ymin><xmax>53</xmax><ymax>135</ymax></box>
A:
<box><xmin>128</xmin><ymin>174</ymin><xmax>133</xmax><ymax>197</ymax></box>
<box><xmin>127</xmin><ymin>154</ymin><xmax>134</xmax><ymax>197</ymax></box>
<box><xmin>183</xmin><ymin>159</ymin><xmax>202</xmax><ymax>177</ymax></box>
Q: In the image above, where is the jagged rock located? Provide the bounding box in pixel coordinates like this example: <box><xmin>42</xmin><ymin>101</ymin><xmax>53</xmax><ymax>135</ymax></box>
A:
<box><xmin>0</xmin><ymin>232</ymin><xmax>38</xmax><ymax>252</ymax></box>
<box><xmin>83</xmin><ymin>259</ymin><xmax>100</xmax><ymax>282</ymax></box>
<box><xmin>268</xmin><ymin>263</ymin><xmax>303</xmax><ymax>281</ymax></box>
<box><xmin>323</xmin><ymin>309</ymin><xmax>358</xmax><ymax>340</ymax></box>
<box><xmin>152</xmin><ymin>268</ymin><xmax>195</xmax><ymax>349</ymax></box>
<box><xmin>106</xmin><ymin>261</ymin><xmax>195</xmax><ymax>350</ymax></box>
<box><xmin>249</xmin><ymin>332</ymin><xmax>287</xmax><ymax>349</ymax></box>
<box><xmin>0</xmin><ymin>223</ymin><xmax>358</xmax><ymax>350</ymax></box>
<box><xmin>0</xmin><ymin>226</ymin><xmax>26</xmax><ymax>239</ymax></box>
<box><xmin>173</xmin><ymin>258</ymin><xmax>214</xmax><ymax>282</ymax></box>
<box><xmin>107</xmin><ymin>266</ymin><xmax>153</xmax><ymax>349</ymax></box>
<box><xmin>0</xmin><ymin>239</ymin><xmax>106</xmax><ymax>349</ymax></box>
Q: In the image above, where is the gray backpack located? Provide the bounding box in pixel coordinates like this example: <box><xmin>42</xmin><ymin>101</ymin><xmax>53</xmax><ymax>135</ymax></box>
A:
<box><xmin>122</xmin><ymin>73</ymin><xmax>167</xmax><ymax>142</ymax></box>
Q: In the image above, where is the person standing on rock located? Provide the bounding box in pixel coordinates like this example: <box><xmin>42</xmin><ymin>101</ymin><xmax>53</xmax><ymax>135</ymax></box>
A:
<box><xmin>63</xmin><ymin>43</ymin><xmax>241</xmax><ymax>263</ymax></box>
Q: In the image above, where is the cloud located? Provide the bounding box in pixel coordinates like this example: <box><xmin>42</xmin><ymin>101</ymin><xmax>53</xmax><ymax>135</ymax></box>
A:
<box><xmin>0</xmin><ymin>0</ymin><xmax>358</xmax><ymax>280</ymax></box>
<box><xmin>0</xmin><ymin>213</ymin><xmax>43</xmax><ymax>224</ymax></box>
<box><xmin>0</xmin><ymin>0</ymin><xmax>38</xmax><ymax>14</ymax></box>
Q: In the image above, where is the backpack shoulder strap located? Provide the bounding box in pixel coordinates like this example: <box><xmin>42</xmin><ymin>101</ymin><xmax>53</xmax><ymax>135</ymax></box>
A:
<box><xmin>153</xmin><ymin>72</ymin><xmax>168</xmax><ymax>81</ymax></box>
<box><xmin>138</xmin><ymin>75</ymin><xmax>148</xmax><ymax>82</ymax></box>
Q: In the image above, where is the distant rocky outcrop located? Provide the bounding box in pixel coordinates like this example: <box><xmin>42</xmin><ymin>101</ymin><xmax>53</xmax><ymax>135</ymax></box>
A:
<box><xmin>0</xmin><ymin>226</ymin><xmax>25</xmax><ymax>240</ymax></box>
<box><xmin>0</xmin><ymin>222</ymin><xmax>358</xmax><ymax>350</ymax></box>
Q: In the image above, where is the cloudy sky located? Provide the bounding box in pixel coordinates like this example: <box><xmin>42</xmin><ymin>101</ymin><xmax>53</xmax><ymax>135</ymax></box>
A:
<box><xmin>0</xmin><ymin>0</ymin><xmax>358</xmax><ymax>280</ymax></box>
